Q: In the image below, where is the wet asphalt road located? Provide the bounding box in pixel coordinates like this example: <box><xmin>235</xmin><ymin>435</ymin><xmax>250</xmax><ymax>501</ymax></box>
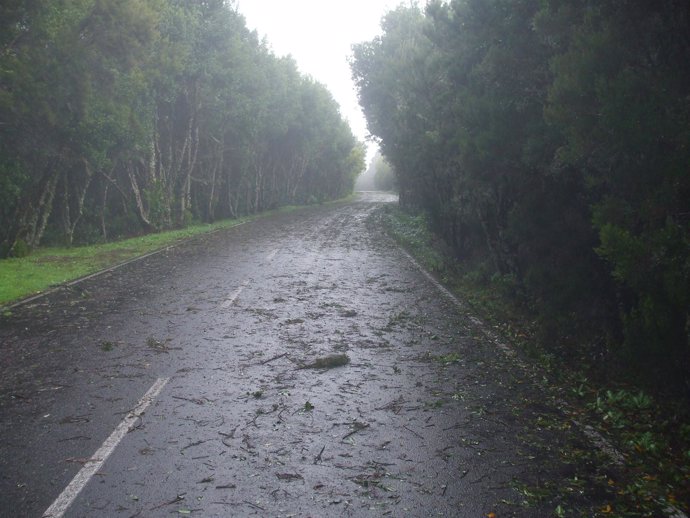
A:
<box><xmin>0</xmin><ymin>193</ymin><xmax>581</xmax><ymax>517</ymax></box>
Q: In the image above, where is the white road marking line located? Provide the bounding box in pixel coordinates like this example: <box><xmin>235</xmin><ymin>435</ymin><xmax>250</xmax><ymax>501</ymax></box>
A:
<box><xmin>43</xmin><ymin>377</ymin><xmax>170</xmax><ymax>518</ymax></box>
<box><xmin>221</xmin><ymin>279</ymin><xmax>250</xmax><ymax>308</ymax></box>
<box><xmin>220</xmin><ymin>249</ymin><xmax>275</xmax><ymax>309</ymax></box>
<box><xmin>402</xmin><ymin>248</ymin><xmax>521</xmax><ymax>363</ymax></box>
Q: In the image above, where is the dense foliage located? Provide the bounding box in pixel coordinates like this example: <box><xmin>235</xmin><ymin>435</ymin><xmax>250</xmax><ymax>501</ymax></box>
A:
<box><xmin>352</xmin><ymin>0</ymin><xmax>690</xmax><ymax>385</ymax></box>
<box><xmin>0</xmin><ymin>0</ymin><xmax>364</xmax><ymax>255</ymax></box>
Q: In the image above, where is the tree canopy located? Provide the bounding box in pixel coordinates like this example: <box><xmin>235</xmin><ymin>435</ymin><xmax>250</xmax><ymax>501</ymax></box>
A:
<box><xmin>352</xmin><ymin>0</ymin><xmax>690</xmax><ymax>385</ymax></box>
<box><xmin>0</xmin><ymin>0</ymin><xmax>364</xmax><ymax>255</ymax></box>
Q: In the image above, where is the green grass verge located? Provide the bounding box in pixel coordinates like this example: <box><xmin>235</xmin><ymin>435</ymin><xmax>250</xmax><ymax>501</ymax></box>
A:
<box><xmin>0</xmin><ymin>203</ymin><xmax>314</xmax><ymax>306</ymax></box>
<box><xmin>377</xmin><ymin>207</ymin><xmax>447</xmax><ymax>273</ymax></box>
<box><xmin>376</xmin><ymin>204</ymin><xmax>690</xmax><ymax>517</ymax></box>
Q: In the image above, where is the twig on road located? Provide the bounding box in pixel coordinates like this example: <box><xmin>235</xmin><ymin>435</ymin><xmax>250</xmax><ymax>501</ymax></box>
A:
<box><xmin>342</xmin><ymin>422</ymin><xmax>370</xmax><ymax>441</ymax></box>
<box><xmin>58</xmin><ymin>435</ymin><xmax>91</xmax><ymax>442</ymax></box>
<box><xmin>314</xmin><ymin>445</ymin><xmax>326</xmax><ymax>464</ymax></box>
<box><xmin>244</xmin><ymin>500</ymin><xmax>266</xmax><ymax>511</ymax></box>
<box><xmin>181</xmin><ymin>439</ymin><xmax>207</xmax><ymax>452</ymax></box>
<box><xmin>219</xmin><ymin>426</ymin><xmax>238</xmax><ymax>439</ymax></box>
<box><xmin>298</xmin><ymin>353</ymin><xmax>350</xmax><ymax>370</ymax></box>
<box><xmin>403</xmin><ymin>425</ymin><xmax>423</xmax><ymax>439</ymax></box>
<box><xmin>150</xmin><ymin>493</ymin><xmax>186</xmax><ymax>510</ymax></box>
<box><xmin>219</xmin><ymin>427</ymin><xmax>238</xmax><ymax>447</ymax></box>
<box><xmin>260</xmin><ymin>352</ymin><xmax>288</xmax><ymax>365</ymax></box>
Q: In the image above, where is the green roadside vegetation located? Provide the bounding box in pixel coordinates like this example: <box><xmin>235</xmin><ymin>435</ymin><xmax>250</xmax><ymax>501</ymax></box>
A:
<box><xmin>0</xmin><ymin>204</ymin><xmax>316</xmax><ymax>306</ymax></box>
<box><xmin>378</xmin><ymin>205</ymin><xmax>690</xmax><ymax>517</ymax></box>
<box><xmin>351</xmin><ymin>0</ymin><xmax>689</xmax><ymax>409</ymax></box>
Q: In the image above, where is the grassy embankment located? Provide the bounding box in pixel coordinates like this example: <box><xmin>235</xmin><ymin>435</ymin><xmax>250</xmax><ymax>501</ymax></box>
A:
<box><xmin>0</xmin><ymin>202</ymin><xmax>326</xmax><ymax>307</ymax></box>
<box><xmin>377</xmin><ymin>204</ymin><xmax>690</xmax><ymax>517</ymax></box>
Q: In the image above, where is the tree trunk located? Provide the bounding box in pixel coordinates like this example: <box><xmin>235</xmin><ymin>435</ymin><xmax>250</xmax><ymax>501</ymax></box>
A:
<box><xmin>9</xmin><ymin>159</ymin><xmax>62</xmax><ymax>255</ymax></box>
<box><xmin>253</xmin><ymin>161</ymin><xmax>264</xmax><ymax>214</ymax></box>
<box><xmin>60</xmin><ymin>158</ymin><xmax>94</xmax><ymax>246</ymax></box>
<box><xmin>227</xmin><ymin>179</ymin><xmax>238</xmax><ymax>219</ymax></box>
<box><xmin>475</xmin><ymin>202</ymin><xmax>503</xmax><ymax>275</ymax></box>
<box><xmin>30</xmin><ymin>171</ymin><xmax>59</xmax><ymax>250</ymax></box>
<box><xmin>127</xmin><ymin>162</ymin><xmax>155</xmax><ymax>231</ymax></box>
<box><xmin>100</xmin><ymin>181</ymin><xmax>109</xmax><ymax>241</ymax></box>
<box><xmin>153</xmin><ymin>103</ymin><xmax>173</xmax><ymax>228</ymax></box>
<box><xmin>289</xmin><ymin>155</ymin><xmax>309</xmax><ymax>201</ymax></box>
<box><xmin>60</xmin><ymin>174</ymin><xmax>72</xmax><ymax>244</ymax></box>
<box><xmin>207</xmin><ymin>137</ymin><xmax>223</xmax><ymax>222</ymax></box>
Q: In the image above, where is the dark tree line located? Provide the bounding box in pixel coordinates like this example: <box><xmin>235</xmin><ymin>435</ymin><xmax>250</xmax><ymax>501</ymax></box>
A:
<box><xmin>352</xmin><ymin>0</ymin><xmax>690</xmax><ymax>384</ymax></box>
<box><xmin>0</xmin><ymin>0</ymin><xmax>364</xmax><ymax>256</ymax></box>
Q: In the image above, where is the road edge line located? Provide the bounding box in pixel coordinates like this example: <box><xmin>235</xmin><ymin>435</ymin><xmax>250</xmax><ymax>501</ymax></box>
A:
<box><xmin>42</xmin><ymin>377</ymin><xmax>170</xmax><ymax>518</ymax></box>
<box><xmin>400</xmin><ymin>248</ymin><xmax>688</xmax><ymax>518</ymax></box>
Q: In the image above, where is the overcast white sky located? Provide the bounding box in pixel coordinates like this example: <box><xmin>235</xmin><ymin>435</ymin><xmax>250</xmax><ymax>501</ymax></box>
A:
<box><xmin>237</xmin><ymin>0</ymin><xmax>403</xmax><ymax>163</ymax></box>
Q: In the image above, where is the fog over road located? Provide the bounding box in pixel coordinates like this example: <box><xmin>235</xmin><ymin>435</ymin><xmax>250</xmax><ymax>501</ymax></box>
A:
<box><xmin>1</xmin><ymin>193</ymin><xmax>593</xmax><ymax>517</ymax></box>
